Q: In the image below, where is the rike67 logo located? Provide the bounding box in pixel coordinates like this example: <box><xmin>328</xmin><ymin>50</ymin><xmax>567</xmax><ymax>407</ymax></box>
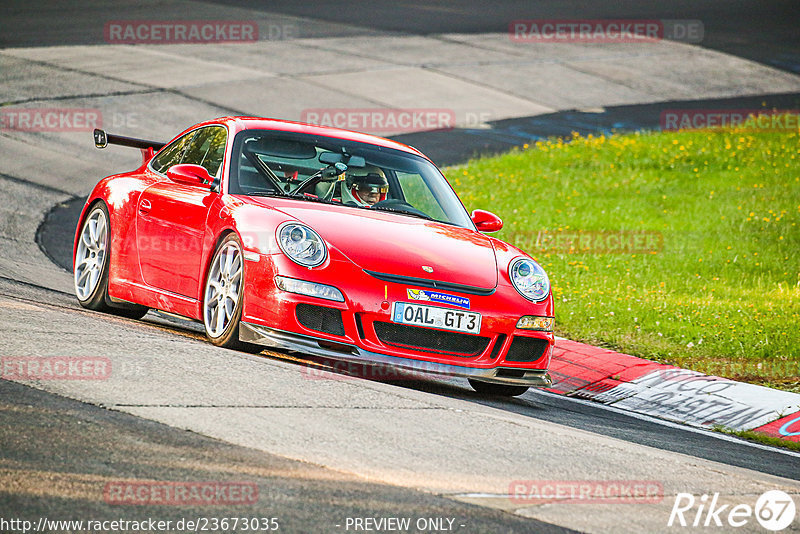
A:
<box><xmin>669</xmin><ymin>490</ymin><xmax>796</xmax><ymax>531</ymax></box>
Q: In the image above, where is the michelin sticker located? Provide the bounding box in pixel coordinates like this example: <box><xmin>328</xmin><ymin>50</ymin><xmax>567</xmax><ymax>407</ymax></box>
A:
<box><xmin>407</xmin><ymin>289</ymin><xmax>470</xmax><ymax>309</ymax></box>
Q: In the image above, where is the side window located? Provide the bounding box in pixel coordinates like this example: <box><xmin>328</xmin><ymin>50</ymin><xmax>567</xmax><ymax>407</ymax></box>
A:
<box><xmin>396</xmin><ymin>171</ymin><xmax>447</xmax><ymax>220</ymax></box>
<box><xmin>181</xmin><ymin>126</ymin><xmax>228</xmax><ymax>178</ymax></box>
<box><xmin>151</xmin><ymin>132</ymin><xmax>194</xmax><ymax>174</ymax></box>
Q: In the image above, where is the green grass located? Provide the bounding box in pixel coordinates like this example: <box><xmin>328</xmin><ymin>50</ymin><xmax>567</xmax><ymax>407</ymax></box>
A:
<box><xmin>447</xmin><ymin>126</ymin><xmax>800</xmax><ymax>390</ymax></box>
<box><xmin>713</xmin><ymin>426</ymin><xmax>800</xmax><ymax>452</ymax></box>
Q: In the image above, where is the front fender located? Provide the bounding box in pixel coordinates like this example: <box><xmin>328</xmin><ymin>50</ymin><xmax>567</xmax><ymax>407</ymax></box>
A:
<box><xmin>490</xmin><ymin>236</ymin><xmax>554</xmax><ymax>317</ymax></box>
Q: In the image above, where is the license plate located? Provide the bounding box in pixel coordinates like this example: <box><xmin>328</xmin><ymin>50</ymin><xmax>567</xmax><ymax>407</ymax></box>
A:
<box><xmin>392</xmin><ymin>302</ymin><xmax>482</xmax><ymax>334</ymax></box>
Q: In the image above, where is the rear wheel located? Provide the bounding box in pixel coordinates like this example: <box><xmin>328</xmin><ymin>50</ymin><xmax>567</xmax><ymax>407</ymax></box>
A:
<box><xmin>468</xmin><ymin>378</ymin><xmax>529</xmax><ymax>397</ymax></box>
<box><xmin>74</xmin><ymin>202</ymin><xmax>148</xmax><ymax>319</ymax></box>
<box><xmin>203</xmin><ymin>234</ymin><xmax>261</xmax><ymax>353</ymax></box>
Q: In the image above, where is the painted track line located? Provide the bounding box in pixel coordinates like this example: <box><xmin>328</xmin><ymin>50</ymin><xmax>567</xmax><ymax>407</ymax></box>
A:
<box><xmin>530</xmin><ymin>389</ymin><xmax>800</xmax><ymax>458</ymax></box>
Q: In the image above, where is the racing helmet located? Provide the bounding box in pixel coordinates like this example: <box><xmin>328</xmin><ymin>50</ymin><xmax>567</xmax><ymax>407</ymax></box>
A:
<box><xmin>345</xmin><ymin>165</ymin><xmax>388</xmax><ymax>206</ymax></box>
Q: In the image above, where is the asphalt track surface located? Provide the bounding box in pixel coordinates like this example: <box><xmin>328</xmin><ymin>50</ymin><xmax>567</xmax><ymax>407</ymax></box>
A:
<box><xmin>0</xmin><ymin>378</ymin><xmax>571</xmax><ymax>533</ymax></box>
<box><xmin>3</xmin><ymin>0</ymin><xmax>799</xmax><ymax>74</ymax></box>
<box><xmin>209</xmin><ymin>0</ymin><xmax>800</xmax><ymax>73</ymax></box>
<box><xmin>2</xmin><ymin>1</ymin><xmax>800</xmax><ymax>532</ymax></box>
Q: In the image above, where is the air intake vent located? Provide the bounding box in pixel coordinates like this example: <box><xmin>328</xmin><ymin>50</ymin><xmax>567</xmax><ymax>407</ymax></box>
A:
<box><xmin>505</xmin><ymin>336</ymin><xmax>549</xmax><ymax>363</ymax></box>
<box><xmin>296</xmin><ymin>304</ymin><xmax>345</xmax><ymax>336</ymax></box>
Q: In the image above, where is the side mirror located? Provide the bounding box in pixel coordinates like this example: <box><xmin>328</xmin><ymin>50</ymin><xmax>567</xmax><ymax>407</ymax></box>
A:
<box><xmin>93</xmin><ymin>128</ymin><xmax>108</xmax><ymax>149</ymax></box>
<box><xmin>471</xmin><ymin>209</ymin><xmax>503</xmax><ymax>232</ymax></box>
<box><xmin>167</xmin><ymin>164</ymin><xmax>214</xmax><ymax>189</ymax></box>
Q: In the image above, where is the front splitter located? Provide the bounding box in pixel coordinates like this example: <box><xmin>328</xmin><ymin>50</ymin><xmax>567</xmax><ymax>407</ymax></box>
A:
<box><xmin>240</xmin><ymin>321</ymin><xmax>552</xmax><ymax>387</ymax></box>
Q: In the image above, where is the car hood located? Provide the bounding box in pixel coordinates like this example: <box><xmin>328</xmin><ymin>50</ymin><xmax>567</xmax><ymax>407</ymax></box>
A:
<box><xmin>259</xmin><ymin>199</ymin><xmax>498</xmax><ymax>290</ymax></box>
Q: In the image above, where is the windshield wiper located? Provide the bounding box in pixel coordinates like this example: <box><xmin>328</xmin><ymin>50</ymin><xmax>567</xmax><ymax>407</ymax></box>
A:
<box><xmin>371</xmin><ymin>204</ymin><xmax>433</xmax><ymax>221</ymax></box>
<box><xmin>246</xmin><ymin>190</ymin><xmax>286</xmax><ymax>197</ymax></box>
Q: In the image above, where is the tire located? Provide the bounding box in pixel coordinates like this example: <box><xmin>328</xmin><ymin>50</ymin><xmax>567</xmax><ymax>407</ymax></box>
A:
<box><xmin>202</xmin><ymin>234</ymin><xmax>261</xmax><ymax>353</ymax></box>
<box><xmin>468</xmin><ymin>378</ymin><xmax>530</xmax><ymax>397</ymax></box>
<box><xmin>74</xmin><ymin>202</ymin><xmax>148</xmax><ymax>319</ymax></box>
<box><xmin>111</xmin><ymin>306</ymin><xmax>150</xmax><ymax>320</ymax></box>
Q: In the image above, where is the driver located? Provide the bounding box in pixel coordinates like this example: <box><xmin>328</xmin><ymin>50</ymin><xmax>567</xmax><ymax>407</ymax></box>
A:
<box><xmin>343</xmin><ymin>165</ymin><xmax>388</xmax><ymax>206</ymax></box>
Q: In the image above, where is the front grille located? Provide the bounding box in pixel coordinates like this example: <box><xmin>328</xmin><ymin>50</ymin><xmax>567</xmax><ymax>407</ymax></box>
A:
<box><xmin>373</xmin><ymin>322</ymin><xmax>490</xmax><ymax>357</ymax></box>
<box><xmin>295</xmin><ymin>304</ymin><xmax>345</xmax><ymax>336</ymax></box>
<box><xmin>505</xmin><ymin>336</ymin><xmax>549</xmax><ymax>363</ymax></box>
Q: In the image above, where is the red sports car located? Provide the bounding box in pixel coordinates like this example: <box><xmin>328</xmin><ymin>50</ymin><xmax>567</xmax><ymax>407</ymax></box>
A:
<box><xmin>75</xmin><ymin>117</ymin><xmax>554</xmax><ymax>396</ymax></box>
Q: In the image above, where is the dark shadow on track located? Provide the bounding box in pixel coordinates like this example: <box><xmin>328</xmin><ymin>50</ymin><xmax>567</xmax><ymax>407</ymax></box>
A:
<box><xmin>394</xmin><ymin>92</ymin><xmax>800</xmax><ymax>166</ymax></box>
<box><xmin>36</xmin><ymin>195</ymin><xmax>84</xmax><ymax>273</ymax></box>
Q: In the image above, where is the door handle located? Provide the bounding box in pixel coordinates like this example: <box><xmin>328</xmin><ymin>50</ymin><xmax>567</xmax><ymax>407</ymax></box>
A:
<box><xmin>139</xmin><ymin>199</ymin><xmax>152</xmax><ymax>214</ymax></box>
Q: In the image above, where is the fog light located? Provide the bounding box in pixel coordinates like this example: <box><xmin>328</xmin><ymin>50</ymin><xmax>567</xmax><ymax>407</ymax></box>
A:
<box><xmin>516</xmin><ymin>316</ymin><xmax>554</xmax><ymax>331</ymax></box>
<box><xmin>275</xmin><ymin>276</ymin><xmax>344</xmax><ymax>302</ymax></box>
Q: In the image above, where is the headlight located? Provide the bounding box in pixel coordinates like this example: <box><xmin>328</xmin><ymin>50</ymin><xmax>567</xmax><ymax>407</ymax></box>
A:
<box><xmin>277</xmin><ymin>223</ymin><xmax>327</xmax><ymax>267</ymax></box>
<box><xmin>509</xmin><ymin>258</ymin><xmax>550</xmax><ymax>302</ymax></box>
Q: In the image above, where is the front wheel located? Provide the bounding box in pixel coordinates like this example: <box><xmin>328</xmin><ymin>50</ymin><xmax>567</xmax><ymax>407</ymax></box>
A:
<box><xmin>202</xmin><ymin>234</ymin><xmax>261</xmax><ymax>353</ymax></box>
<box><xmin>468</xmin><ymin>378</ymin><xmax>529</xmax><ymax>397</ymax></box>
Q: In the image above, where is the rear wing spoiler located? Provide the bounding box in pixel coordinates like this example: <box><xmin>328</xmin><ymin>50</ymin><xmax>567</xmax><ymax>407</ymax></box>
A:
<box><xmin>93</xmin><ymin>128</ymin><xmax>166</xmax><ymax>164</ymax></box>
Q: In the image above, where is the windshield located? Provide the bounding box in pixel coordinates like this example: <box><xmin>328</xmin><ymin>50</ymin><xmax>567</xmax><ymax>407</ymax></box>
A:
<box><xmin>228</xmin><ymin>129</ymin><xmax>473</xmax><ymax>228</ymax></box>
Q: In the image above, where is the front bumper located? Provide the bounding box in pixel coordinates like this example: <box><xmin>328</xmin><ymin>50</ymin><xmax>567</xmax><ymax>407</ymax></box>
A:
<box><xmin>240</xmin><ymin>321</ymin><xmax>552</xmax><ymax>387</ymax></box>
<box><xmin>241</xmin><ymin>249</ymin><xmax>554</xmax><ymax>387</ymax></box>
